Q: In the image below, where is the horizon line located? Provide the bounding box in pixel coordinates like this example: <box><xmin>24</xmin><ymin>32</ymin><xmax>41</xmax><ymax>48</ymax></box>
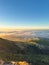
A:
<box><xmin>0</xmin><ymin>26</ymin><xmax>49</xmax><ymax>31</ymax></box>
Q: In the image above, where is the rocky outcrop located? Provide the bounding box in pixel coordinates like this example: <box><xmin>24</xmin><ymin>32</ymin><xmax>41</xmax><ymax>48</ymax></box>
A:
<box><xmin>0</xmin><ymin>60</ymin><xmax>4</xmax><ymax>65</ymax></box>
<box><xmin>11</xmin><ymin>61</ymin><xmax>31</xmax><ymax>65</ymax></box>
<box><xmin>0</xmin><ymin>60</ymin><xmax>32</xmax><ymax>65</ymax></box>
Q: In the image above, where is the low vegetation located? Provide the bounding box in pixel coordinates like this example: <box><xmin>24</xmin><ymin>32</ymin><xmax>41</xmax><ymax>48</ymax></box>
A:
<box><xmin>0</xmin><ymin>38</ymin><xmax>49</xmax><ymax>65</ymax></box>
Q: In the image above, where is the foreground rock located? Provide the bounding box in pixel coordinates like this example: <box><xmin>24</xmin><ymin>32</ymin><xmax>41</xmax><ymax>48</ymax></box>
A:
<box><xmin>0</xmin><ymin>60</ymin><xmax>32</xmax><ymax>65</ymax></box>
<box><xmin>11</xmin><ymin>61</ymin><xmax>32</xmax><ymax>65</ymax></box>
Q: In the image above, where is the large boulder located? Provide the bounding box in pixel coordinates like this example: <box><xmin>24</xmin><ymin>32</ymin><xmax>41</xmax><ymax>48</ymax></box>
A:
<box><xmin>11</xmin><ymin>61</ymin><xmax>32</xmax><ymax>65</ymax></box>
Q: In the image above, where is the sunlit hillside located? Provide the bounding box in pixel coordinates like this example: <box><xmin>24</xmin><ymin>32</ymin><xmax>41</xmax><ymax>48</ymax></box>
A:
<box><xmin>0</xmin><ymin>37</ymin><xmax>49</xmax><ymax>65</ymax></box>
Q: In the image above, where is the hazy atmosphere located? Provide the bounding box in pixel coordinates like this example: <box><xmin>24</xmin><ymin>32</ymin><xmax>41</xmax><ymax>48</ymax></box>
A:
<box><xmin>0</xmin><ymin>0</ymin><xmax>49</xmax><ymax>65</ymax></box>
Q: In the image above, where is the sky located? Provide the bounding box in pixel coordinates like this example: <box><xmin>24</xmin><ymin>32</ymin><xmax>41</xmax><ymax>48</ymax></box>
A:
<box><xmin>0</xmin><ymin>0</ymin><xmax>49</xmax><ymax>30</ymax></box>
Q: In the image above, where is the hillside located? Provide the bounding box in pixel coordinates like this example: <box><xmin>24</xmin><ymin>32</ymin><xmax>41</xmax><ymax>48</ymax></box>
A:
<box><xmin>0</xmin><ymin>38</ymin><xmax>25</xmax><ymax>61</ymax></box>
<box><xmin>0</xmin><ymin>38</ymin><xmax>49</xmax><ymax>65</ymax></box>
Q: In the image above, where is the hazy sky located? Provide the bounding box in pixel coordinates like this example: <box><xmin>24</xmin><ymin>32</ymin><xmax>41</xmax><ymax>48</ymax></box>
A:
<box><xmin>0</xmin><ymin>0</ymin><xmax>49</xmax><ymax>29</ymax></box>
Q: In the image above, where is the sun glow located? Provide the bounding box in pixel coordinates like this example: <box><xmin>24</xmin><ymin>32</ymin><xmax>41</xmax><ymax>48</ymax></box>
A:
<box><xmin>0</xmin><ymin>26</ymin><xmax>49</xmax><ymax>31</ymax></box>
